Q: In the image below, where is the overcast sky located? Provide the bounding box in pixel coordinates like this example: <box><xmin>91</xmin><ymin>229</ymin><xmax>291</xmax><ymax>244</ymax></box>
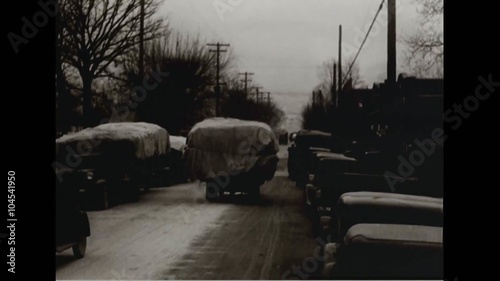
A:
<box><xmin>159</xmin><ymin>0</ymin><xmax>426</xmax><ymax>130</ymax></box>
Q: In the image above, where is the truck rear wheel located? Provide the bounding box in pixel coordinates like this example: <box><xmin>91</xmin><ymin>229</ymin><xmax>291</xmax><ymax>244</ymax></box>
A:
<box><xmin>205</xmin><ymin>183</ymin><xmax>219</xmax><ymax>201</ymax></box>
<box><xmin>86</xmin><ymin>180</ymin><xmax>109</xmax><ymax>210</ymax></box>
<box><xmin>124</xmin><ymin>178</ymin><xmax>140</xmax><ymax>203</ymax></box>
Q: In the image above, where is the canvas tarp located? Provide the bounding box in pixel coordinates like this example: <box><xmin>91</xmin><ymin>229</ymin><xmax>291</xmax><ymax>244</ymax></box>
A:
<box><xmin>185</xmin><ymin>118</ymin><xmax>279</xmax><ymax>181</ymax></box>
<box><xmin>56</xmin><ymin>122</ymin><xmax>170</xmax><ymax>160</ymax></box>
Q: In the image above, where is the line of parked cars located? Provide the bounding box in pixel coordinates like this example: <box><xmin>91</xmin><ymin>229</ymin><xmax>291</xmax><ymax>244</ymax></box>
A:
<box><xmin>288</xmin><ymin>129</ymin><xmax>443</xmax><ymax>279</ymax></box>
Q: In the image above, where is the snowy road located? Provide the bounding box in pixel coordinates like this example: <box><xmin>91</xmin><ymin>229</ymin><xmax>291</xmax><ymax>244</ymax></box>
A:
<box><xmin>56</xmin><ymin>156</ymin><xmax>321</xmax><ymax>280</ymax></box>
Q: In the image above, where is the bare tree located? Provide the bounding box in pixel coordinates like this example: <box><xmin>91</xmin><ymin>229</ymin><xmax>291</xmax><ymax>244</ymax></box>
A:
<box><xmin>118</xmin><ymin>32</ymin><xmax>235</xmax><ymax>133</ymax></box>
<box><xmin>403</xmin><ymin>0</ymin><xmax>443</xmax><ymax>78</ymax></box>
<box><xmin>58</xmin><ymin>0</ymin><xmax>166</xmax><ymax>126</ymax></box>
<box><xmin>122</xmin><ymin>32</ymin><xmax>233</xmax><ymax>95</ymax></box>
<box><xmin>316</xmin><ymin>56</ymin><xmax>364</xmax><ymax>101</ymax></box>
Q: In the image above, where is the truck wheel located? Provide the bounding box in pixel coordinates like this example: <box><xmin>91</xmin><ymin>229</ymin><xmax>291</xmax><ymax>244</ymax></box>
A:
<box><xmin>127</xmin><ymin>181</ymin><xmax>140</xmax><ymax>203</ymax></box>
<box><xmin>89</xmin><ymin>181</ymin><xmax>109</xmax><ymax>210</ymax></box>
<box><xmin>72</xmin><ymin>236</ymin><xmax>87</xmax><ymax>259</ymax></box>
<box><xmin>205</xmin><ymin>181</ymin><xmax>219</xmax><ymax>201</ymax></box>
<box><xmin>130</xmin><ymin>188</ymin><xmax>140</xmax><ymax>202</ymax></box>
<box><xmin>205</xmin><ymin>186</ymin><xmax>215</xmax><ymax>201</ymax></box>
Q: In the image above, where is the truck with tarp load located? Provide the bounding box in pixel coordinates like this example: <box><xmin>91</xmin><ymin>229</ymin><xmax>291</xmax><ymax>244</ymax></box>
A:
<box><xmin>55</xmin><ymin>122</ymin><xmax>171</xmax><ymax>209</ymax></box>
<box><xmin>184</xmin><ymin>118</ymin><xmax>279</xmax><ymax>201</ymax></box>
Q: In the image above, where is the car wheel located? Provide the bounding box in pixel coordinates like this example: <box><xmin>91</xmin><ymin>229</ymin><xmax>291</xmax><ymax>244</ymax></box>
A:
<box><xmin>72</xmin><ymin>237</ymin><xmax>87</xmax><ymax>259</ymax></box>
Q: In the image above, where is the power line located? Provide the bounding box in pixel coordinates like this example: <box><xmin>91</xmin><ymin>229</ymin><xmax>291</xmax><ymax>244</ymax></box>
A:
<box><xmin>342</xmin><ymin>0</ymin><xmax>385</xmax><ymax>88</ymax></box>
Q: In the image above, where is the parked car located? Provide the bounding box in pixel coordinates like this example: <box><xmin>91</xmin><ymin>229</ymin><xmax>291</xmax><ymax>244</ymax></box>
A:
<box><xmin>322</xmin><ymin>224</ymin><xmax>443</xmax><ymax>278</ymax></box>
<box><xmin>287</xmin><ymin>130</ymin><xmax>332</xmax><ymax>186</ymax></box>
<box><xmin>56</xmin><ymin>175</ymin><xmax>90</xmax><ymax>258</ymax></box>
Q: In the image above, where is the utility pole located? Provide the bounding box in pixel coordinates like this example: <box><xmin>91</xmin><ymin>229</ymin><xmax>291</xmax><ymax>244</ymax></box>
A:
<box><xmin>239</xmin><ymin>72</ymin><xmax>254</xmax><ymax>96</ymax></box>
<box><xmin>207</xmin><ymin>42</ymin><xmax>230</xmax><ymax>116</ymax></box>
<box><xmin>252</xmin><ymin>86</ymin><xmax>263</xmax><ymax>102</ymax></box>
<box><xmin>333</xmin><ymin>62</ymin><xmax>337</xmax><ymax>108</ymax></box>
<box><xmin>338</xmin><ymin>25</ymin><xmax>342</xmax><ymax>109</ymax></box>
<box><xmin>387</xmin><ymin>0</ymin><xmax>396</xmax><ymax>86</ymax></box>
<box><xmin>262</xmin><ymin>92</ymin><xmax>271</xmax><ymax>105</ymax></box>
<box><xmin>386</xmin><ymin>0</ymin><xmax>403</xmax><ymax>152</ymax></box>
<box><xmin>139</xmin><ymin>0</ymin><xmax>145</xmax><ymax>79</ymax></box>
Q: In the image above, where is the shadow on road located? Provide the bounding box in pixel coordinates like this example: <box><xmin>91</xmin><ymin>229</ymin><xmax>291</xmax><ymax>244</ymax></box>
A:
<box><xmin>56</xmin><ymin>254</ymin><xmax>78</xmax><ymax>269</ymax></box>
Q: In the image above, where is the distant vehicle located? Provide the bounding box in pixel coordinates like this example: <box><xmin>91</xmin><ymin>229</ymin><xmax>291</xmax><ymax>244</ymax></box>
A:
<box><xmin>165</xmin><ymin>135</ymin><xmax>188</xmax><ymax>185</ymax></box>
<box><xmin>274</xmin><ymin>128</ymin><xmax>289</xmax><ymax>145</ymax></box>
<box><xmin>184</xmin><ymin>118</ymin><xmax>279</xmax><ymax>201</ymax></box>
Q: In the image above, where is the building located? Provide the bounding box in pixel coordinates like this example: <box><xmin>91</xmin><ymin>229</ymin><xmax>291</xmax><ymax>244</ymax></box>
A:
<box><xmin>333</xmin><ymin>74</ymin><xmax>443</xmax><ymax>140</ymax></box>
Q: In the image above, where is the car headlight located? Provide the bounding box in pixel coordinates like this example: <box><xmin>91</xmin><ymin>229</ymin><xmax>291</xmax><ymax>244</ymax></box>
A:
<box><xmin>86</xmin><ymin>171</ymin><xmax>94</xmax><ymax>180</ymax></box>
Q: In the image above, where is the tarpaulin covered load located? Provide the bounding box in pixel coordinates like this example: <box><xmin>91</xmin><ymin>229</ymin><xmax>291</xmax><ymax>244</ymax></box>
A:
<box><xmin>56</xmin><ymin>122</ymin><xmax>170</xmax><ymax>160</ymax></box>
<box><xmin>185</xmin><ymin>118</ymin><xmax>279</xmax><ymax>181</ymax></box>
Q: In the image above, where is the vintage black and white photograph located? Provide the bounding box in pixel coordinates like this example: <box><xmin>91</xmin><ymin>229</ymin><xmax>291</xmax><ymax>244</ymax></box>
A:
<box><xmin>54</xmin><ymin>0</ymin><xmax>444</xmax><ymax>279</ymax></box>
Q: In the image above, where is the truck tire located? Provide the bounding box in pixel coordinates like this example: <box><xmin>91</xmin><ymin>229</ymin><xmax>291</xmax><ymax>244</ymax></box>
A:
<box><xmin>125</xmin><ymin>179</ymin><xmax>140</xmax><ymax>203</ymax></box>
<box><xmin>72</xmin><ymin>236</ymin><xmax>87</xmax><ymax>259</ymax></box>
<box><xmin>87</xmin><ymin>180</ymin><xmax>109</xmax><ymax>210</ymax></box>
<box><xmin>205</xmin><ymin>180</ymin><xmax>220</xmax><ymax>201</ymax></box>
<box><xmin>205</xmin><ymin>185</ymin><xmax>215</xmax><ymax>201</ymax></box>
